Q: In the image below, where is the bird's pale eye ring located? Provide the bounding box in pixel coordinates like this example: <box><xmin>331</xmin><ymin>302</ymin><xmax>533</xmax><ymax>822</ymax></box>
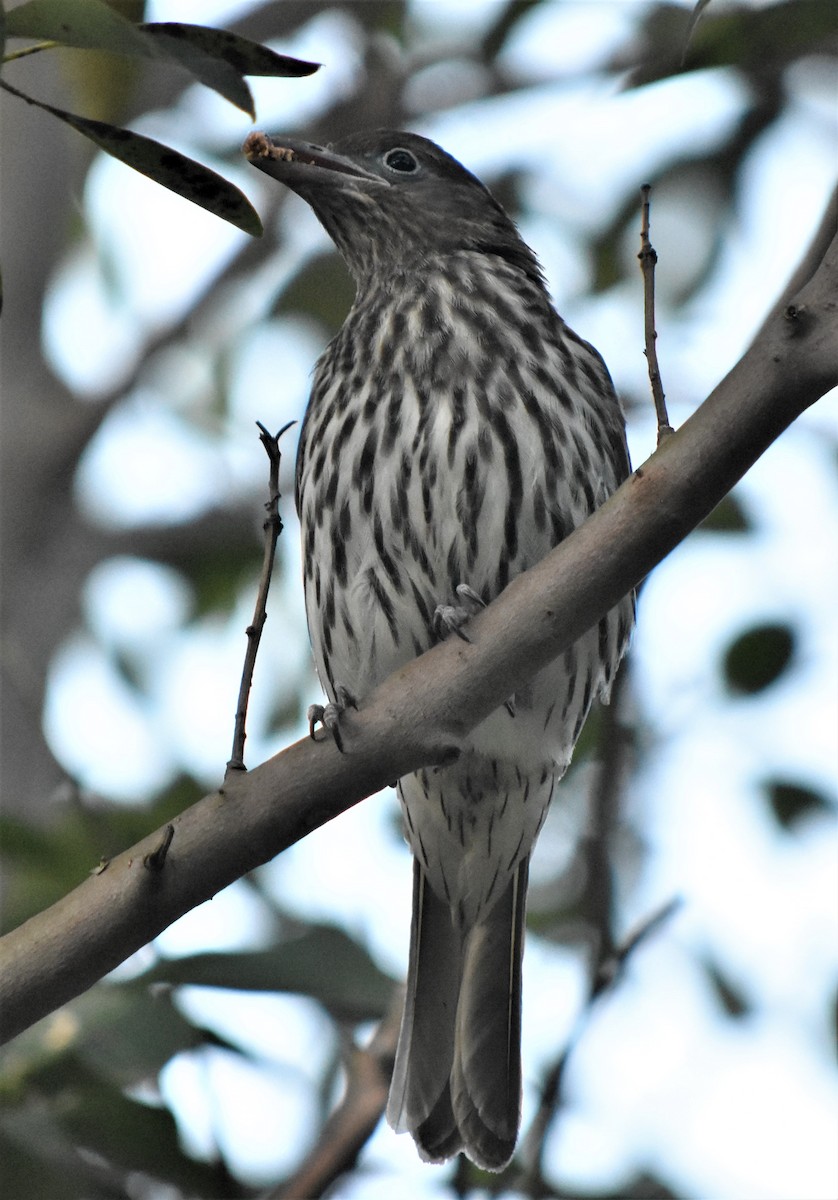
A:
<box><xmin>384</xmin><ymin>148</ymin><xmax>419</xmax><ymax>174</ymax></box>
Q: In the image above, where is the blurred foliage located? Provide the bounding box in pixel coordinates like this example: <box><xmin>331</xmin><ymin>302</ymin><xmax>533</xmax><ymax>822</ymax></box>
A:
<box><xmin>143</xmin><ymin>926</ymin><xmax>397</xmax><ymax>1022</ymax></box>
<box><xmin>0</xmin><ymin>777</ymin><xmax>205</xmax><ymax>934</ymax></box>
<box><xmin>1</xmin><ymin>0</ymin><xmax>836</xmax><ymax>1197</ymax></box>
<box><xmin>696</xmin><ymin>492</ymin><xmax>751</xmax><ymax>533</ymax></box>
<box><xmin>721</xmin><ymin>620</ymin><xmax>796</xmax><ymax>695</ymax></box>
<box><xmin>703</xmin><ymin>958</ymin><xmax>752</xmax><ymax>1019</ymax></box>
<box><xmin>762</xmin><ymin>777</ymin><xmax>834</xmax><ymax>830</ymax></box>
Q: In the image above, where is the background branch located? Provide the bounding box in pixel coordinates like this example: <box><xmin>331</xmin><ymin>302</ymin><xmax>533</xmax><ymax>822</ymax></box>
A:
<box><xmin>265</xmin><ymin>993</ymin><xmax>403</xmax><ymax>1199</ymax></box>
<box><xmin>0</xmin><ymin>212</ymin><xmax>835</xmax><ymax>1048</ymax></box>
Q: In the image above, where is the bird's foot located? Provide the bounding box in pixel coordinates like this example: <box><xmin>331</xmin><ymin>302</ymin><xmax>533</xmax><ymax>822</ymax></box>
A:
<box><xmin>432</xmin><ymin>585</ymin><xmax>516</xmax><ymax>714</ymax></box>
<box><xmin>307</xmin><ymin>683</ymin><xmax>358</xmax><ymax>754</ymax></box>
<box><xmin>432</xmin><ymin>584</ymin><xmax>486</xmax><ymax>644</ymax></box>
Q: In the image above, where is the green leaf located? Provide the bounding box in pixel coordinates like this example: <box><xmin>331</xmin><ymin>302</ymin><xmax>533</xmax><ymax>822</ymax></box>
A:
<box><xmin>722</xmin><ymin>622</ymin><xmax>795</xmax><ymax>695</ymax></box>
<box><xmin>144</xmin><ymin>24</ymin><xmax>255</xmax><ymax>116</ymax></box>
<box><xmin>142</xmin><ymin>22</ymin><xmax>319</xmax><ymax>79</ymax></box>
<box><xmin>6</xmin><ymin>1050</ymin><xmax>242</xmax><ymax>1196</ymax></box>
<box><xmin>4</xmin><ymin>8</ymin><xmax>318</xmax><ymax>117</ymax></box>
<box><xmin>763</xmin><ymin>779</ymin><xmax>833</xmax><ymax>831</ymax></box>
<box><xmin>1</xmin><ymin>81</ymin><xmax>262</xmax><ymax>235</ymax></box>
<box><xmin>61</xmin><ymin>1070</ymin><xmax>209</xmax><ymax>1190</ymax></box>
<box><xmin>72</xmin><ymin>986</ymin><xmax>220</xmax><ymax>1086</ymax></box>
<box><xmin>0</xmin><ymin>1118</ymin><xmax>102</xmax><ymax>1200</ymax></box>
<box><xmin>144</xmin><ymin>925</ymin><xmax>396</xmax><ymax>1021</ymax></box>
<box><xmin>5</xmin><ymin>0</ymin><xmax>150</xmax><ymax>55</ymax></box>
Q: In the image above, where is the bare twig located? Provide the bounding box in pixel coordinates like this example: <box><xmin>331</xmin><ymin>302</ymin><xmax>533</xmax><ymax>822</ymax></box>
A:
<box><xmin>226</xmin><ymin>420</ymin><xmax>295</xmax><ymax>777</ymax></box>
<box><xmin>593</xmin><ymin>896</ymin><xmax>683</xmax><ymax>996</ymax></box>
<box><xmin>639</xmin><ymin>185</ymin><xmax>674</xmax><ymax>444</ymax></box>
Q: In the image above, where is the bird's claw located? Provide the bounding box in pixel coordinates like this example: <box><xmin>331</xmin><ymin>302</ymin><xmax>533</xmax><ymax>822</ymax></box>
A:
<box><xmin>433</xmin><ymin>584</ymin><xmax>486</xmax><ymax>643</ymax></box>
<box><xmin>433</xmin><ymin>605</ymin><xmax>472</xmax><ymax>642</ymax></box>
<box><xmin>432</xmin><ymin>585</ymin><xmax>517</xmax><ymax>715</ymax></box>
<box><xmin>307</xmin><ymin>684</ymin><xmax>358</xmax><ymax>754</ymax></box>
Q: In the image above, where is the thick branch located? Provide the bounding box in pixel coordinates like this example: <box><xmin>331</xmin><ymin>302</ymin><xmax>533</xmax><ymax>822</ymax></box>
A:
<box><xmin>0</xmin><ymin>218</ymin><xmax>835</xmax><ymax>1047</ymax></box>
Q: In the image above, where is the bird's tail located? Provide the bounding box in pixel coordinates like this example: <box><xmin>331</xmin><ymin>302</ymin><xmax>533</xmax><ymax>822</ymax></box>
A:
<box><xmin>386</xmin><ymin>857</ymin><xmax>529</xmax><ymax>1171</ymax></box>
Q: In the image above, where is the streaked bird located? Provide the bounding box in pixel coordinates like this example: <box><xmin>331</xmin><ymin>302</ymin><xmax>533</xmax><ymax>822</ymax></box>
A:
<box><xmin>245</xmin><ymin>128</ymin><xmax>634</xmax><ymax>1171</ymax></box>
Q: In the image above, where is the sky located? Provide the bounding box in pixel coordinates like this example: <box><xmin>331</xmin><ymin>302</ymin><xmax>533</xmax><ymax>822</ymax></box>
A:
<box><xmin>32</xmin><ymin>1</ymin><xmax>838</xmax><ymax>1196</ymax></box>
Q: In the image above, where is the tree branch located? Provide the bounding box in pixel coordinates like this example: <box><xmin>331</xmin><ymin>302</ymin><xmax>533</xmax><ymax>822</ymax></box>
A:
<box><xmin>1</xmin><ymin>207</ymin><xmax>835</xmax><ymax>1048</ymax></box>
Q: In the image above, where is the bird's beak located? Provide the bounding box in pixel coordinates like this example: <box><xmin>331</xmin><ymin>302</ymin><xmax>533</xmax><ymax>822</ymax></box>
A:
<box><xmin>243</xmin><ymin>133</ymin><xmax>387</xmax><ymax>188</ymax></box>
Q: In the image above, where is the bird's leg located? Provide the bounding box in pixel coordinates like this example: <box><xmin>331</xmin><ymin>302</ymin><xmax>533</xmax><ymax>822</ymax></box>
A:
<box><xmin>307</xmin><ymin>682</ymin><xmax>358</xmax><ymax>754</ymax></box>
<box><xmin>432</xmin><ymin>583</ymin><xmax>486</xmax><ymax>643</ymax></box>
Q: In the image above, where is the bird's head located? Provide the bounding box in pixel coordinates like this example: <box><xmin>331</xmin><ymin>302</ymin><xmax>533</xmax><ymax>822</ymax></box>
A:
<box><xmin>244</xmin><ymin>129</ymin><xmax>542</xmax><ymax>289</ymax></box>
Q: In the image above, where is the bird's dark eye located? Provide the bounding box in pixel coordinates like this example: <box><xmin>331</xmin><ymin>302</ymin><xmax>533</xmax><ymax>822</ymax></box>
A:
<box><xmin>384</xmin><ymin>148</ymin><xmax>419</xmax><ymax>174</ymax></box>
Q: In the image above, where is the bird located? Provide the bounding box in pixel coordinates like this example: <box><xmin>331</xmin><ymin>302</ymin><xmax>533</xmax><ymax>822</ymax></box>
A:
<box><xmin>244</xmin><ymin>128</ymin><xmax>634</xmax><ymax>1171</ymax></box>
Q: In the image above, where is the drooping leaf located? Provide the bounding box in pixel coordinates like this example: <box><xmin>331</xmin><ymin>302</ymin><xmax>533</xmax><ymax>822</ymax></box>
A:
<box><xmin>1</xmin><ymin>80</ymin><xmax>262</xmax><ymax>235</ymax></box>
<box><xmin>144</xmin><ymin>925</ymin><xmax>396</xmax><ymax>1021</ymax></box>
<box><xmin>4</xmin><ymin>3</ymin><xmax>320</xmax><ymax>86</ymax></box>
<box><xmin>71</xmin><ymin>985</ymin><xmax>232</xmax><ymax>1086</ymax></box>
<box><xmin>136</xmin><ymin>22</ymin><xmax>319</xmax><ymax>118</ymax></box>
<box><xmin>141</xmin><ymin>22</ymin><xmax>319</xmax><ymax>80</ymax></box>
<box><xmin>148</xmin><ymin>27</ymin><xmax>256</xmax><ymax>116</ymax></box>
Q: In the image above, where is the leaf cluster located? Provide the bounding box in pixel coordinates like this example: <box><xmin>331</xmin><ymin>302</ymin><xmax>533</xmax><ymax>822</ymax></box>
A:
<box><xmin>1</xmin><ymin>0</ymin><xmax>320</xmax><ymax>240</ymax></box>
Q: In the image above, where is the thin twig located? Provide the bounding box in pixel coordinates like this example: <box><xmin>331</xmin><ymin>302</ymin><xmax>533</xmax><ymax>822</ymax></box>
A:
<box><xmin>225</xmin><ymin>420</ymin><xmax>295</xmax><ymax>777</ymax></box>
<box><xmin>638</xmin><ymin>185</ymin><xmax>674</xmax><ymax>444</ymax></box>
